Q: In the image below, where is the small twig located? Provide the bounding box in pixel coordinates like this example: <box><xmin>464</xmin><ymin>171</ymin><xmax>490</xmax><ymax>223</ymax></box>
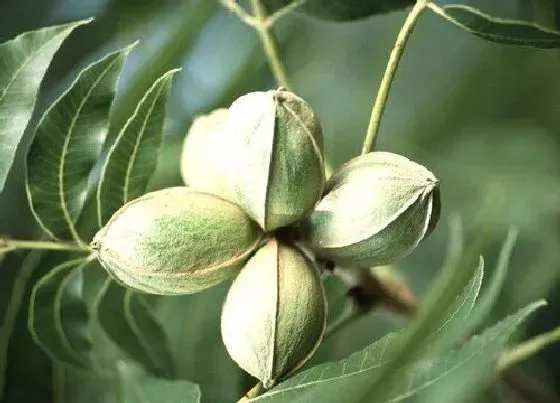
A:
<box><xmin>361</xmin><ymin>0</ymin><xmax>430</xmax><ymax>154</ymax></box>
<box><xmin>497</xmin><ymin>325</ymin><xmax>560</xmax><ymax>372</ymax></box>
<box><xmin>326</xmin><ymin>266</ymin><xmax>418</xmax><ymax>339</ymax></box>
<box><xmin>0</xmin><ymin>238</ymin><xmax>89</xmax><ymax>254</ymax></box>
<box><xmin>220</xmin><ymin>0</ymin><xmax>258</xmax><ymax>26</ymax></box>
<box><xmin>220</xmin><ymin>0</ymin><xmax>305</xmax><ymax>29</ymax></box>
<box><xmin>250</xmin><ymin>0</ymin><xmax>293</xmax><ymax>91</ymax></box>
<box><xmin>265</xmin><ymin>0</ymin><xmax>307</xmax><ymax>27</ymax></box>
<box><xmin>426</xmin><ymin>2</ymin><xmax>449</xmax><ymax>20</ymax></box>
<box><xmin>336</xmin><ymin>266</ymin><xmax>417</xmax><ymax>315</ymax></box>
<box><xmin>224</xmin><ymin>0</ymin><xmax>293</xmax><ymax>90</ymax></box>
<box><xmin>331</xmin><ymin>264</ymin><xmax>555</xmax><ymax>403</ymax></box>
<box><xmin>238</xmin><ymin>382</ymin><xmax>265</xmax><ymax>402</ymax></box>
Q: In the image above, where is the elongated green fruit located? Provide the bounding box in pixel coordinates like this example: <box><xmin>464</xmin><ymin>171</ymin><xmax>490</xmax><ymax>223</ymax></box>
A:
<box><xmin>225</xmin><ymin>88</ymin><xmax>325</xmax><ymax>231</ymax></box>
<box><xmin>91</xmin><ymin>187</ymin><xmax>264</xmax><ymax>295</ymax></box>
<box><xmin>221</xmin><ymin>239</ymin><xmax>326</xmax><ymax>388</ymax></box>
<box><xmin>304</xmin><ymin>152</ymin><xmax>440</xmax><ymax>267</ymax></box>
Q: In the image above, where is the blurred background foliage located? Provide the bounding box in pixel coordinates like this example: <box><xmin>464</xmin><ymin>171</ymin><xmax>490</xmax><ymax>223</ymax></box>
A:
<box><xmin>1</xmin><ymin>0</ymin><xmax>560</xmax><ymax>402</ymax></box>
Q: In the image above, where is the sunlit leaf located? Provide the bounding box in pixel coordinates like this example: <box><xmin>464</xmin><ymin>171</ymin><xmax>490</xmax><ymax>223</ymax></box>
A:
<box><xmin>117</xmin><ymin>361</ymin><xmax>200</xmax><ymax>403</ymax></box>
<box><xmin>28</xmin><ymin>258</ymin><xmax>93</xmax><ymax>368</ymax></box>
<box><xmin>250</xmin><ymin>301</ymin><xmax>545</xmax><ymax>402</ymax></box>
<box><xmin>97</xmin><ymin>69</ymin><xmax>178</xmax><ymax>227</ymax></box>
<box><xmin>0</xmin><ymin>19</ymin><xmax>91</xmax><ymax>192</ymax></box>
<box><xmin>25</xmin><ymin>45</ymin><xmax>133</xmax><ymax>243</ymax></box>
<box><xmin>96</xmin><ymin>279</ymin><xmax>174</xmax><ymax>377</ymax></box>
<box><xmin>432</xmin><ymin>4</ymin><xmax>560</xmax><ymax>48</ymax></box>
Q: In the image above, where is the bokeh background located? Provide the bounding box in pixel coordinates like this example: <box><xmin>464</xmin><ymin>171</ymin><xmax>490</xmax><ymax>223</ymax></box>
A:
<box><xmin>1</xmin><ymin>0</ymin><xmax>559</xmax><ymax>401</ymax></box>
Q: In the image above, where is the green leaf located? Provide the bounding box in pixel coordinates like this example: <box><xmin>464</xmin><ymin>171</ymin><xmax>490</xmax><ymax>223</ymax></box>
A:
<box><xmin>418</xmin><ymin>214</ymin><xmax>472</xmax><ymax>350</ymax></box>
<box><xmin>350</xmin><ymin>231</ymin><xmax>489</xmax><ymax>402</ymax></box>
<box><xmin>28</xmin><ymin>258</ymin><xmax>93</xmax><ymax>368</ymax></box>
<box><xmin>469</xmin><ymin>227</ymin><xmax>518</xmax><ymax>328</ymax></box>
<box><xmin>0</xmin><ymin>250</ymin><xmax>46</xmax><ymax>401</ymax></box>
<box><xmin>556</xmin><ymin>2</ymin><xmax>560</xmax><ymax>31</ymax></box>
<box><xmin>95</xmin><ymin>279</ymin><xmax>175</xmax><ymax>377</ymax></box>
<box><xmin>431</xmin><ymin>257</ymin><xmax>483</xmax><ymax>339</ymax></box>
<box><xmin>0</xmin><ymin>19</ymin><xmax>91</xmax><ymax>192</ymax></box>
<box><xmin>442</xmin><ymin>213</ymin><xmax>464</xmax><ymax>268</ymax></box>
<box><xmin>81</xmin><ymin>260</ymin><xmax>110</xmax><ymax>308</ymax></box>
<box><xmin>250</xmin><ymin>301</ymin><xmax>545</xmax><ymax>403</ymax></box>
<box><xmin>432</xmin><ymin>4</ymin><xmax>560</xmax><ymax>48</ymax></box>
<box><xmin>264</xmin><ymin>0</ymin><xmax>413</xmax><ymax>22</ymax></box>
<box><xmin>157</xmin><ymin>282</ymin><xmax>246</xmax><ymax>403</ymax></box>
<box><xmin>117</xmin><ymin>361</ymin><xmax>200</xmax><ymax>403</ymax></box>
<box><xmin>96</xmin><ymin>69</ymin><xmax>178</xmax><ymax>227</ymax></box>
<box><xmin>25</xmin><ymin>45</ymin><xmax>133</xmax><ymax>244</ymax></box>
<box><xmin>426</xmin><ymin>228</ymin><xmax>520</xmax><ymax>358</ymax></box>
<box><xmin>417</xmin><ymin>301</ymin><xmax>546</xmax><ymax>403</ymax></box>
<box><xmin>247</xmin><ymin>243</ymin><xmax>485</xmax><ymax>402</ymax></box>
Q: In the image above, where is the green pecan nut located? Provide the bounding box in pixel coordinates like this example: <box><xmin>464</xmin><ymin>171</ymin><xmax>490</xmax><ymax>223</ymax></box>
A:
<box><xmin>303</xmin><ymin>152</ymin><xmax>440</xmax><ymax>267</ymax></box>
<box><xmin>91</xmin><ymin>187</ymin><xmax>264</xmax><ymax>295</ymax></box>
<box><xmin>225</xmin><ymin>88</ymin><xmax>325</xmax><ymax>231</ymax></box>
<box><xmin>221</xmin><ymin>239</ymin><xmax>326</xmax><ymax>388</ymax></box>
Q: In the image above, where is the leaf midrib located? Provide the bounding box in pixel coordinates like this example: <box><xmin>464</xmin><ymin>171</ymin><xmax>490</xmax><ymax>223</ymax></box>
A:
<box><xmin>53</xmin><ymin>259</ymin><xmax>91</xmax><ymax>366</ymax></box>
<box><xmin>124</xmin><ymin>290</ymin><xmax>170</xmax><ymax>376</ymax></box>
<box><xmin>122</xmin><ymin>79</ymin><xmax>167</xmax><ymax>204</ymax></box>
<box><xmin>58</xmin><ymin>55</ymin><xmax>121</xmax><ymax>246</ymax></box>
<box><xmin>253</xmin><ymin>328</ymin><xmax>495</xmax><ymax>403</ymax></box>
<box><xmin>0</xmin><ymin>31</ymin><xmax>62</xmax><ymax>106</ymax></box>
<box><xmin>441</xmin><ymin>4</ymin><xmax>560</xmax><ymax>44</ymax></box>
